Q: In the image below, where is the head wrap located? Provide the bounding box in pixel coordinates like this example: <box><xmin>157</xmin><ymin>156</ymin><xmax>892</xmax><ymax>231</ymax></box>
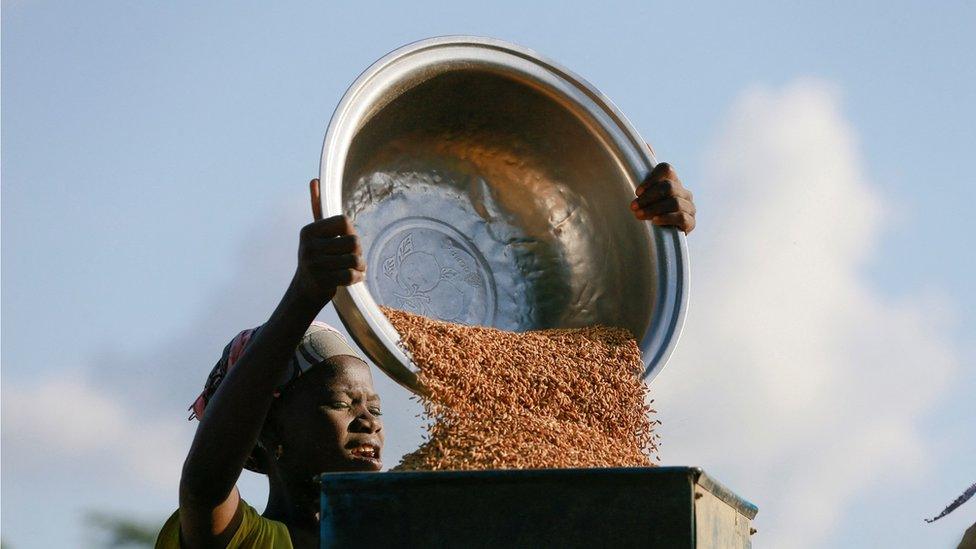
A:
<box><xmin>188</xmin><ymin>321</ymin><xmax>362</xmax><ymax>472</ymax></box>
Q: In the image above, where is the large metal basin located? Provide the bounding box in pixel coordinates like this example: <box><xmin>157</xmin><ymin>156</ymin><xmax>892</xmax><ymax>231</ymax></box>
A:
<box><xmin>320</xmin><ymin>36</ymin><xmax>689</xmax><ymax>394</ymax></box>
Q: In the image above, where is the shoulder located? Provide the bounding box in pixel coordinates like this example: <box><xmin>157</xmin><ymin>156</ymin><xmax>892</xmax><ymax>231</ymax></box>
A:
<box><xmin>155</xmin><ymin>509</ymin><xmax>183</xmax><ymax>548</ymax></box>
<box><xmin>154</xmin><ymin>500</ymin><xmax>292</xmax><ymax>548</ymax></box>
<box><xmin>232</xmin><ymin>500</ymin><xmax>291</xmax><ymax>546</ymax></box>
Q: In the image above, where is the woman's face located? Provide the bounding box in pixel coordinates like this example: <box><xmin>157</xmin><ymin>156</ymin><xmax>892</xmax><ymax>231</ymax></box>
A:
<box><xmin>270</xmin><ymin>356</ymin><xmax>384</xmax><ymax>474</ymax></box>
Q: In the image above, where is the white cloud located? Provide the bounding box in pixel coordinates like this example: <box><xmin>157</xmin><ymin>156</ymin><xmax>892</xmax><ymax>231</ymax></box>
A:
<box><xmin>1</xmin><ymin>374</ymin><xmax>188</xmax><ymax>492</ymax></box>
<box><xmin>654</xmin><ymin>79</ymin><xmax>959</xmax><ymax>547</ymax></box>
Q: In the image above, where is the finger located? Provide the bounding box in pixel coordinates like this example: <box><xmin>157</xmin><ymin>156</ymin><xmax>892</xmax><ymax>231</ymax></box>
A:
<box><xmin>636</xmin><ymin>163</ymin><xmax>682</xmax><ymax>196</ymax></box>
<box><xmin>635</xmin><ymin>199</ymin><xmax>696</xmax><ymax>222</ymax></box>
<box><xmin>300</xmin><ymin>215</ymin><xmax>354</xmax><ymax>239</ymax></box>
<box><xmin>309</xmin><ymin>254</ymin><xmax>366</xmax><ymax>272</ymax></box>
<box><xmin>648</xmin><ymin>212</ymin><xmax>696</xmax><ymax>233</ymax></box>
<box><xmin>634</xmin><ymin>195</ymin><xmax>696</xmax><ymax>216</ymax></box>
<box><xmin>310</xmin><ymin>179</ymin><xmax>323</xmax><ymax>222</ymax></box>
<box><xmin>637</xmin><ymin>177</ymin><xmax>682</xmax><ymax>197</ymax></box>
<box><xmin>305</xmin><ymin>234</ymin><xmax>361</xmax><ymax>256</ymax></box>
<box><xmin>634</xmin><ymin>178</ymin><xmax>691</xmax><ymax>203</ymax></box>
<box><xmin>649</xmin><ymin>162</ymin><xmax>678</xmax><ymax>181</ymax></box>
<box><xmin>332</xmin><ymin>269</ymin><xmax>365</xmax><ymax>286</ymax></box>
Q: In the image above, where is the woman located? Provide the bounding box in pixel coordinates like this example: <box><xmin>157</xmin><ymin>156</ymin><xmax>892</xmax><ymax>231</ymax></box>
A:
<box><xmin>156</xmin><ymin>162</ymin><xmax>695</xmax><ymax>548</ymax></box>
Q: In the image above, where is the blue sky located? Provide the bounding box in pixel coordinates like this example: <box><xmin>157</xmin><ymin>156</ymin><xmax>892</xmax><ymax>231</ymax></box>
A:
<box><xmin>2</xmin><ymin>1</ymin><xmax>974</xmax><ymax>547</ymax></box>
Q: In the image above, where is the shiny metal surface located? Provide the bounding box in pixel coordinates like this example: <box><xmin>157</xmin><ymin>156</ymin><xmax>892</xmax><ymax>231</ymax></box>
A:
<box><xmin>320</xmin><ymin>36</ymin><xmax>689</xmax><ymax>394</ymax></box>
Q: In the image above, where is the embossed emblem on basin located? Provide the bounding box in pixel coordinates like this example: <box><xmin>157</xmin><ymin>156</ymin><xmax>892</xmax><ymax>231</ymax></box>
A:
<box><xmin>367</xmin><ymin>217</ymin><xmax>496</xmax><ymax>326</ymax></box>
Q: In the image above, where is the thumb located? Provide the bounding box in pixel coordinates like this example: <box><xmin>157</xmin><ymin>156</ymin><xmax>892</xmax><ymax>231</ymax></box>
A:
<box><xmin>309</xmin><ymin>179</ymin><xmax>323</xmax><ymax>221</ymax></box>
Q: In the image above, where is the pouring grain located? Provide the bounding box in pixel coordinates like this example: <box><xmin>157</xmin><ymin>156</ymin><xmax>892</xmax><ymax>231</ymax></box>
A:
<box><xmin>382</xmin><ymin>307</ymin><xmax>659</xmax><ymax>470</ymax></box>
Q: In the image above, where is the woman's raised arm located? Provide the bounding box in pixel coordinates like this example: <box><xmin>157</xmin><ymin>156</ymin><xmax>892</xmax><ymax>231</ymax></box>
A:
<box><xmin>177</xmin><ymin>180</ymin><xmax>364</xmax><ymax>546</ymax></box>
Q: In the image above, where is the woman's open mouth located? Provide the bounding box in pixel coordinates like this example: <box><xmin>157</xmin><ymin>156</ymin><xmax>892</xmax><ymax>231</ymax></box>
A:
<box><xmin>348</xmin><ymin>443</ymin><xmax>382</xmax><ymax>469</ymax></box>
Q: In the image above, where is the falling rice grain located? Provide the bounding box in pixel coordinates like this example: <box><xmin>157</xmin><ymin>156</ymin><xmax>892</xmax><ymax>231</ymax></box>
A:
<box><xmin>382</xmin><ymin>307</ymin><xmax>659</xmax><ymax>471</ymax></box>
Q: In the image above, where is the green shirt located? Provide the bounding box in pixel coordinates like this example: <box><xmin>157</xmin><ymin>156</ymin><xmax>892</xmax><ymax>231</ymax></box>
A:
<box><xmin>155</xmin><ymin>500</ymin><xmax>292</xmax><ymax>548</ymax></box>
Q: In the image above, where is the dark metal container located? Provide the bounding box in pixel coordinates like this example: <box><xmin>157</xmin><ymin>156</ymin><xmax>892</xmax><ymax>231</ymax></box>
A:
<box><xmin>319</xmin><ymin>467</ymin><xmax>757</xmax><ymax>548</ymax></box>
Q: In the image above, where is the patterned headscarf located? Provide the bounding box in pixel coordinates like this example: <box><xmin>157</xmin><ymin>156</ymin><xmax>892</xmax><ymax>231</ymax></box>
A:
<box><xmin>188</xmin><ymin>321</ymin><xmax>362</xmax><ymax>472</ymax></box>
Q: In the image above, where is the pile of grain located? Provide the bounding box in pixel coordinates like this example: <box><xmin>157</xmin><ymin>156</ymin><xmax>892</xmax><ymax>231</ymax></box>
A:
<box><xmin>382</xmin><ymin>307</ymin><xmax>659</xmax><ymax>470</ymax></box>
